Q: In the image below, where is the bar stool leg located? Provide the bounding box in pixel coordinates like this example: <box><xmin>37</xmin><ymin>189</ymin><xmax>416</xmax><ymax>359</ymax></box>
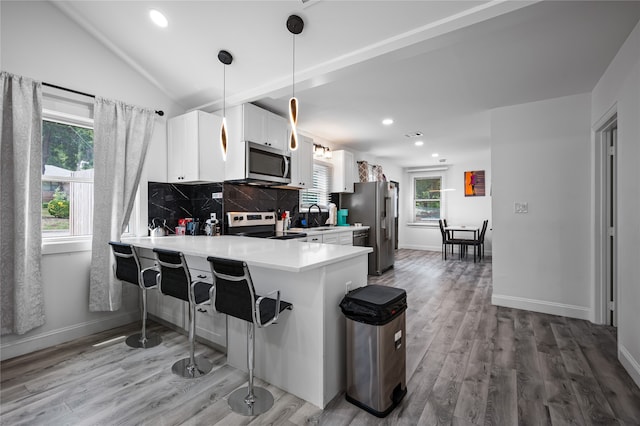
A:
<box><xmin>126</xmin><ymin>288</ymin><xmax>161</xmax><ymax>349</ymax></box>
<box><xmin>228</xmin><ymin>322</ymin><xmax>274</xmax><ymax>416</ymax></box>
<box><xmin>171</xmin><ymin>302</ymin><xmax>213</xmax><ymax>378</ymax></box>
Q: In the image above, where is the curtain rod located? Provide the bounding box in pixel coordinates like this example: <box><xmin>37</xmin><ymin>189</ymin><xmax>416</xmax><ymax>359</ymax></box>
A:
<box><xmin>42</xmin><ymin>82</ymin><xmax>165</xmax><ymax>116</ymax></box>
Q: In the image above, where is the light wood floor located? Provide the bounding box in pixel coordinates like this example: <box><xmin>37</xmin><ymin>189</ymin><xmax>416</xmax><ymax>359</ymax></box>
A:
<box><xmin>2</xmin><ymin>249</ymin><xmax>640</xmax><ymax>425</ymax></box>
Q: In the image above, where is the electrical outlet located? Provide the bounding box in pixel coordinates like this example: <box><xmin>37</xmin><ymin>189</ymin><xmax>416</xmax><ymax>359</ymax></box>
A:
<box><xmin>514</xmin><ymin>202</ymin><xmax>528</xmax><ymax>214</ymax></box>
<box><xmin>212</xmin><ymin>192</ymin><xmax>222</xmax><ymax>199</ymax></box>
<box><xmin>345</xmin><ymin>281</ymin><xmax>352</xmax><ymax>294</ymax></box>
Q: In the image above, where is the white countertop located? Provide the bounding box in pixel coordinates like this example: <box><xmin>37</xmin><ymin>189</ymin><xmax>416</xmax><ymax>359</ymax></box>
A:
<box><xmin>123</xmin><ymin>235</ymin><xmax>372</xmax><ymax>273</ymax></box>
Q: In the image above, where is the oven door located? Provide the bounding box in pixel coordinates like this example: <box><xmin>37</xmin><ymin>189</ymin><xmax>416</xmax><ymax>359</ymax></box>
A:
<box><xmin>246</xmin><ymin>142</ymin><xmax>291</xmax><ymax>184</ymax></box>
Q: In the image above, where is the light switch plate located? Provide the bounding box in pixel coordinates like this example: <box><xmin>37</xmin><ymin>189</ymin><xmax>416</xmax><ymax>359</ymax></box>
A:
<box><xmin>514</xmin><ymin>202</ymin><xmax>528</xmax><ymax>214</ymax></box>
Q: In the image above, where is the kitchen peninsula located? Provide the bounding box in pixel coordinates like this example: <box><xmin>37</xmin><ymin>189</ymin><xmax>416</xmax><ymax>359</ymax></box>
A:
<box><xmin>123</xmin><ymin>235</ymin><xmax>372</xmax><ymax>409</ymax></box>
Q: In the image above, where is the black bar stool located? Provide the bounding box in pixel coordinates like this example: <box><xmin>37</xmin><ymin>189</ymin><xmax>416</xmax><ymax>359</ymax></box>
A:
<box><xmin>207</xmin><ymin>256</ymin><xmax>293</xmax><ymax>416</ymax></box>
<box><xmin>154</xmin><ymin>248</ymin><xmax>214</xmax><ymax>378</ymax></box>
<box><xmin>108</xmin><ymin>241</ymin><xmax>162</xmax><ymax>349</ymax></box>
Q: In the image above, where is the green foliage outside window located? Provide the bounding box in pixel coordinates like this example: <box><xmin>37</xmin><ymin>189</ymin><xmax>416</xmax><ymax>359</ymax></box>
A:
<box><xmin>47</xmin><ymin>187</ymin><xmax>69</xmax><ymax>219</ymax></box>
<box><xmin>414</xmin><ymin>177</ymin><xmax>442</xmax><ymax>221</ymax></box>
<box><xmin>42</xmin><ymin>120</ymin><xmax>93</xmax><ymax>173</ymax></box>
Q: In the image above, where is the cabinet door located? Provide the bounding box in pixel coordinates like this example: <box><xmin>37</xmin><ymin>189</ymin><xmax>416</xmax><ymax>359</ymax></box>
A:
<box><xmin>243</xmin><ymin>103</ymin><xmax>266</xmax><ymax>145</ymax></box>
<box><xmin>167</xmin><ymin>114</ymin><xmax>188</xmax><ymax>182</ymax></box>
<box><xmin>167</xmin><ymin>111</ymin><xmax>207</xmax><ymax>183</ymax></box>
<box><xmin>331</xmin><ymin>150</ymin><xmax>355</xmax><ymax>193</ymax></box>
<box><xmin>189</xmin><ymin>268</ymin><xmax>227</xmax><ymax>348</ymax></box>
<box><xmin>289</xmin><ymin>135</ymin><xmax>313</xmax><ymax>188</ymax></box>
<box><xmin>339</xmin><ymin>232</ymin><xmax>353</xmax><ymax>245</ymax></box>
<box><xmin>266</xmin><ymin>113</ymin><xmax>287</xmax><ymax>150</ymax></box>
<box><xmin>322</xmin><ymin>234</ymin><xmax>340</xmax><ymax>245</ymax></box>
<box><xmin>307</xmin><ymin>235</ymin><xmax>322</xmax><ymax>243</ymax></box>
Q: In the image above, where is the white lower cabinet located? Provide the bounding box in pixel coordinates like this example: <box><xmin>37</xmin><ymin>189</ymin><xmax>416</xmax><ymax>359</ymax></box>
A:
<box><xmin>137</xmin><ymin>249</ymin><xmax>226</xmax><ymax>348</ymax></box>
<box><xmin>304</xmin><ymin>230</ymin><xmax>353</xmax><ymax>245</ymax></box>
<box><xmin>186</xmin><ymin>267</ymin><xmax>227</xmax><ymax>348</ymax></box>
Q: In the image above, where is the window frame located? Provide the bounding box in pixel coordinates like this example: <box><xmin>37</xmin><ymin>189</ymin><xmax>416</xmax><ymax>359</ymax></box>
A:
<box><xmin>40</xmin><ymin>105</ymin><xmax>140</xmax><ymax>254</ymax></box>
<box><xmin>410</xmin><ymin>175</ymin><xmax>445</xmax><ymax>225</ymax></box>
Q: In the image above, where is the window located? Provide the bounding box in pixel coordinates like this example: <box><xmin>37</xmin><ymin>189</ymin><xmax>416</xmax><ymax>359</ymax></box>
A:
<box><xmin>41</xmin><ymin>114</ymin><xmax>94</xmax><ymax>238</ymax></box>
<box><xmin>413</xmin><ymin>176</ymin><xmax>442</xmax><ymax>222</ymax></box>
<box><xmin>300</xmin><ymin>161</ymin><xmax>332</xmax><ymax>209</ymax></box>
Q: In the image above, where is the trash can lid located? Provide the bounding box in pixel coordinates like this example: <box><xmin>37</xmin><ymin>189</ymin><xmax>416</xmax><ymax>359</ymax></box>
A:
<box><xmin>346</xmin><ymin>284</ymin><xmax>406</xmax><ymax>307</ymax></box>
<box><xmin>340</xmin><ymin>285</ymin><xmax>407</xmax><ymax>325</ymax></box>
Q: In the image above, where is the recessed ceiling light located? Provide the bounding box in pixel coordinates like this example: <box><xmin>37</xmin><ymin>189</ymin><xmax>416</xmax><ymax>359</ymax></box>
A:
<box><xmin>432</xmin><ymin>153</ymin><xmax>439</xmax><ymax>157</ymax></box>
<box><xmin>414</xmin><ymin>141</ymin><xmax>424</xmax><ymax>146</ymax></box>
<box><xmin>382</xmin><ymin>118</ymin><xmax>394</xmax><ymax>126</ymax></box>
<box><xmin>149</xmin><ymin>9</ymin><xmax>168</xmax><ymax>28</ymax></box>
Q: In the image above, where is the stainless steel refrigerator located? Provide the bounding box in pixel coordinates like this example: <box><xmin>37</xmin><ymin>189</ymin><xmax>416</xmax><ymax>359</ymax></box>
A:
<box><xmin>341</xmin><ymin>182</ymin><xmax>397</xmax><ymax>275</ymax></box>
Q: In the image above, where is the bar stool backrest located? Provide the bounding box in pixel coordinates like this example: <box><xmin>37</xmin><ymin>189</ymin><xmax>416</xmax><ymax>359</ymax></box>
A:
<box><xmin>109</xmin><ymin>241</ymin><xmax>141</xmax><ymax>287</ymax></box>
<box><xmin>438</xmin><ymin>219</ymin><xmax>448</xmax><ymax>243</ymax></box>
<box><xmin>153</xmin><ymin>248</ymin><xmax>192</xmax><ymax>303</ymax></box>
<box><xmin>208</xmin><ymin>257</ymin><xmax>257</xmax><ymax>324</ymax></box>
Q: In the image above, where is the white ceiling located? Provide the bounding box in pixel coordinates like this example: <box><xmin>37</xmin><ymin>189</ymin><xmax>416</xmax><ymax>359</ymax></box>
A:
<box><xmin>53</xmin><ymin>0</ymin><xmax>640</xmax><ymax>167</ymax></box>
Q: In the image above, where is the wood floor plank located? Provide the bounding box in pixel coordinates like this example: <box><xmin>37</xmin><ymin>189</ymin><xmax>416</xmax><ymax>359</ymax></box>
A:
<box><xmin>2</xmin><ymin>250</ymin><xmax>639</xmax><ymax>426</ymax></box>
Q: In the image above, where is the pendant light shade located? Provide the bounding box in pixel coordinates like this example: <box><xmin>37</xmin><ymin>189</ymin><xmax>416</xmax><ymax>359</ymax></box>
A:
<box><xmin>289</xmin><ymin>96</ymin><xmax>298</xmax><ymax>150</ymax></box>
<box><xmin>287</xmin><ymin>15</ymin><xmax>304</xmax><ymax>151</ymax></box>
<box><xmin>218</xmin><ymin>50</ymin><xmax>233</xmax><ymax>161</ymax></box>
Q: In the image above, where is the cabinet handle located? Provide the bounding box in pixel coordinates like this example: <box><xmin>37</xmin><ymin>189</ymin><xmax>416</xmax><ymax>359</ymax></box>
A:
<box><xmin>197</xmin><ymin>308</ymin><xmax>207</xmax><ymax>313</ymax></box>
<box><xmin>197</xmin><ymin>274</ymin><xmax>206</xmax><ymax>278</ymax></box>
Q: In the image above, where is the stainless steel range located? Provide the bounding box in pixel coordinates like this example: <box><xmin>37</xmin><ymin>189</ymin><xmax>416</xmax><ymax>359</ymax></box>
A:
<box><xmin>226</xmin><ymin>212</ymin><xmax>307</xmax><ymax>240</ymax></box>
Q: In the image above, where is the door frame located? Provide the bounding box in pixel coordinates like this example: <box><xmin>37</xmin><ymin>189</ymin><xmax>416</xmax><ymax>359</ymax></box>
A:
<box><xmin>593</xmin><ymin>107</ymin><xmax>617</xmax><ymax>326</ymax></box>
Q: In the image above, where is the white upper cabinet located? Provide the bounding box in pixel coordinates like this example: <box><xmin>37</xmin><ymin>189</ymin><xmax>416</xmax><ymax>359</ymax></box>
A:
<box><xmin>331</xmin><ymin>150</ymin><xmax>357</xmax><ymax>193</ymax></box>
<box><xmin>289</xmin><ymin>135</ymin><xmax>313</xmax><ymax>189</ymax></box>
<box><xmin>241</xmin><ymin>103</ymin><xmax>288</xmax><ymax>151</ymax></box>
<box><xmin>167</xmin><ymin>110</ymin><xmax>224</xmax><ymax>183</ymax></box>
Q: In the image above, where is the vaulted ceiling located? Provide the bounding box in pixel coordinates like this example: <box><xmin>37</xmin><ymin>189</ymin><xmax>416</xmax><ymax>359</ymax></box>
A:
<box><xmin>53</xmin><ymin>0</ymin><xmax>640</xmax><ymax>167</ymax></box>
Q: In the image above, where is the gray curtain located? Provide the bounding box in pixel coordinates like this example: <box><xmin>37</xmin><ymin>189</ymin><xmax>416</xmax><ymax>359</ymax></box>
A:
<box><xmin>0</xmin><ymin>72</ymin><xmax>46</xmax><ymax>335</ymax></box>
<box><xmin>89</xmin><ymin>97</ymin><xmax>156</xmax><ymax>311</ymax></box>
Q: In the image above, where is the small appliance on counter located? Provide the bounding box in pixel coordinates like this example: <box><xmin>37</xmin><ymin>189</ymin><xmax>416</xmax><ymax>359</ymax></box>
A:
<box><xmin>326</xmin><ymin>203</ymin><xmax>338</xmax><ymax>226</ymax></box>
<box><xmin>337</xmin><ymin>209</ymin><xmax>349</xmax><ymax>226</ymax></box>
<box><xmin>149</xmin><ymin>218</ymin><xmax>167</xmax><ymax>237</ymax></box>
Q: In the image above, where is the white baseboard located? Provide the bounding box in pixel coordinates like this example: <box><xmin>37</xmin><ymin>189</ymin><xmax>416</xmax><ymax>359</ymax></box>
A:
<box><xmin>0</xmin><ymin>311</ymin><xmax>139</xmax><ymax>361</ymax></box>
<box><xmin>399</xmin><ymin>244</ymin><xmax>441</xmax><ymax>251</ymax></box>
<box><xmin>492</xmin><ymin>294</ymin><xmax>591</xmax><ymax>320</ymax></box>
<box><xmin>619</xmin><ymin>345</ymin><xmax>640</xmax><ymax>389</ymax></box>
<box><xmin>398</xmin><ymin>244</ymin><xmax>493</xmax><ymax>257</ymax></box>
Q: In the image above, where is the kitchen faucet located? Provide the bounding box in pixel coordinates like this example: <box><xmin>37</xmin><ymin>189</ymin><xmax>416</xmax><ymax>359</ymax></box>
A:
<box><xmin>308</xmin><ymin>204</ymin><xmax>322</xmax><ymax>227</ymax></box>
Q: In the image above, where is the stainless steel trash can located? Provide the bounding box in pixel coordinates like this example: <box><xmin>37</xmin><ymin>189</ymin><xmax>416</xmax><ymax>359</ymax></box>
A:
<box><xmin>340</xmin><ymin>285</ymin><xmax>407</xmax><ymax>417</ymax></box>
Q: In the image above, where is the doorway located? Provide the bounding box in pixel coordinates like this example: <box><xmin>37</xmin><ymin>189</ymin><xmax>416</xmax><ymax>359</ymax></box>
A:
<box><xmin>595</xmin><ymin>114</ymin><xmax>617</xmax><ymax>326</ymax></box>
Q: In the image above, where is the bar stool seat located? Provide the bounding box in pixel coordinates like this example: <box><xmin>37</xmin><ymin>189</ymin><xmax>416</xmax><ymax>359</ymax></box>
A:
<box><xmin>154</xmin><ymin>248</ymin><xmax>214</xmax><ymax>378</ymax></box>
<box><xmin>109</xmin><ymin>241</ymin><xmax>162</xmax><ymax>349</ymax></box>
<box><xmin>207</xmin><ymin>256</ymin><xmax>292</xmax><ymax>416</ymax></box>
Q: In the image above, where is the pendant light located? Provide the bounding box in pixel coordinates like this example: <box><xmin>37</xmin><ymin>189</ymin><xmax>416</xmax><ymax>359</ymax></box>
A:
<box><xmin>218</xmin><ymin>49</ymin><xmax>233</xmax><ymax>161</ymax></box>
<box><xmin>287</xmin><ymin>15</ymin><xmax>304</xmax><ymax>151</ymax></box>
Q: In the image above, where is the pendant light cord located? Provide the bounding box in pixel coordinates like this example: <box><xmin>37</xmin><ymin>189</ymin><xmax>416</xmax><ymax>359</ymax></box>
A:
<box><xmin>292</xmin><ymin>33</ymin><xmax>296</xmax><ymax>98</ymax></box>
<box><xmin>223</xmin><ymin>65</ymin><xmax>226</xmax><ymax>117</ymax></box>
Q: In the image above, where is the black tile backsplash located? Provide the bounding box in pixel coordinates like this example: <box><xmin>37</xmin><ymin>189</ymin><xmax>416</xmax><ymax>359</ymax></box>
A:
<box><xmin>148</xmin><ymin>182</ymin><xmax>301</xmax><ymax>234</ymax></box>
<box><xmin>148</xmin><ymin>182</ymin><xmax>223</xmax><ymax>233</ymax></box>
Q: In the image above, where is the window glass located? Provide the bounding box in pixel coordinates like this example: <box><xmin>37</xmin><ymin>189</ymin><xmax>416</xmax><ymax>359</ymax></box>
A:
<box><xmin>414</xmin><ymin>176</ymin><xmax>442</xmax><ymax>222</ymax></box>
<box><xmin>42</xmin><ymin>118</ymin><xmax>94</xmax><ymax>237</ymax></box>
<box><xmin>300</xmin><ymin>162</ymin><xmax>332</xmax><ymax>209</ymax></box>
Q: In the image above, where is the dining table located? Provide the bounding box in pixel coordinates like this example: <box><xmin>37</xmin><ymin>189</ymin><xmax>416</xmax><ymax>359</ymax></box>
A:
<box><xmin>445</xmin><ymin>225</ymin><xmax>480</xmax><ymax>240</ymax></box>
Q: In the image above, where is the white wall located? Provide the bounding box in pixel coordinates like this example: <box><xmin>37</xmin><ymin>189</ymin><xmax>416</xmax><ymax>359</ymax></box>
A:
<box><xmin>491</xmin><ymin>93</ymin><xmax>592</xmax><ymax>320</ymax></box>
<box><xmin>591</xmin><ymin>21</ymin><xmax>640</xmax><ymax>387</ymax></box>
<box><xmin>0</xmin><ymin>1</ymin><xmax>183</xmax><ymax>359</ymax></box>
<box><xmin>399</xmin><ymin>150</ymin><xmax>492</xmax><ymax>254</ymax></box>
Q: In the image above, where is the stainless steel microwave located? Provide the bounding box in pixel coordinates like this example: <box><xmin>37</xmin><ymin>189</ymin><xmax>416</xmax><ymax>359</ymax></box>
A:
<box><xmin>242</xmin><ymin>142</ymin><xmax>291</xmax><ymax>185</ymax></box>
